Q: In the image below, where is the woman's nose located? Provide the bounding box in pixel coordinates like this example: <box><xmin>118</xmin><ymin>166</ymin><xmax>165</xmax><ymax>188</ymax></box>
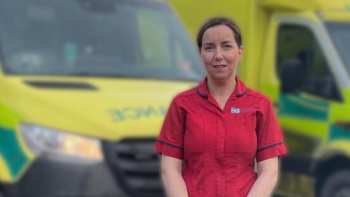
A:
<box><xmin>214</xmin><ymin>48</ymin><xmax>223</xmax><ymax>61</ymax></box>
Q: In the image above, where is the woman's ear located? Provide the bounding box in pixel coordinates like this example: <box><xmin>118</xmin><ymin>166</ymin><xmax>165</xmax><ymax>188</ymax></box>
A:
<box><xmin>238</xmin><ymin>46</ymin><xmax>243</xmax><ymax>61</ymax></box>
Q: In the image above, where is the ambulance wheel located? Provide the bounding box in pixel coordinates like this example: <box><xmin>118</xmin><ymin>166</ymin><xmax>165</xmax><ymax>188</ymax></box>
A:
<box><xmin>320</xmin><ymin>170</ymin><xmax>350</xmax><ymax>197</ymax></box>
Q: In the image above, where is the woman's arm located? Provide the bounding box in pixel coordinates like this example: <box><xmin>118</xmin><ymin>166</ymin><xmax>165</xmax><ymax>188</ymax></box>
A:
<box><xmin>247</xmin><ymin>157</ymin><xmax>279</xmax><ymax>197</ymax></box>
<box><xmin>161</xmin><ymin>155</ymin><xmax>189</xmax><ymax>197</ymax></box>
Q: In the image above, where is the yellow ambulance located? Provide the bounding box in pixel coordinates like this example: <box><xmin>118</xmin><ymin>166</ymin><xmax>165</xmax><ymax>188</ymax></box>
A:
<box><xmin>0</xmin><ymin>0</ymin><xmax>205</xmax><ymax>196</ymax></box>
<box><xmin>168</xmin><ymin>0</ymin><xmax>350</xmax><ymax>196</ymax></box>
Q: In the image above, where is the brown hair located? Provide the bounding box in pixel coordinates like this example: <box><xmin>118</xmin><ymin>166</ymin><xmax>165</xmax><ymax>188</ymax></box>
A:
<box><xmin>197</xmin><ymin>17</ymin><xmax>242</xmax><ymax>50</ymax></box>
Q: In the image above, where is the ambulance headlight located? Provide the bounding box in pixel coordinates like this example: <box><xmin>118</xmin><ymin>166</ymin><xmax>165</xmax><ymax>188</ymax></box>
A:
<box><xmin>20</xmin><ymin>123</ymin><xmax>103</xmax><ymax>164</ymax></box>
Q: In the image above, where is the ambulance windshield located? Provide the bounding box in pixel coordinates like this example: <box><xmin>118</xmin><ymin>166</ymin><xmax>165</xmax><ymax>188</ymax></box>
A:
<box><xmin>0</xmin><ymin>0</ymin><xmax>205</xmax><ymax>81</ymax></box>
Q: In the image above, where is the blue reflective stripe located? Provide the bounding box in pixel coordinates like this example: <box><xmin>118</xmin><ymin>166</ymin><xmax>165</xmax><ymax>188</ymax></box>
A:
<box><xmin>278</xmin><ymin>94</ymin><xmax>329</xmax><ymax>121</ymax></box>
<box><xmin>0</xmin><ymin>126</ymin><xmax>28</xmax><ymax>179</ymax></box>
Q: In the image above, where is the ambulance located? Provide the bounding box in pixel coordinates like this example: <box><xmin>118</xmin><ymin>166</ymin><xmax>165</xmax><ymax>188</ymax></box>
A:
<box><xmin>168</xmin><ymin>0</ymin><xmax>350</xmax><ymax>196</ymax></box>
<box><xmin>0</xmin><ymin>0</ymin><xmax>205</xmax><ymax>196</ymax></box>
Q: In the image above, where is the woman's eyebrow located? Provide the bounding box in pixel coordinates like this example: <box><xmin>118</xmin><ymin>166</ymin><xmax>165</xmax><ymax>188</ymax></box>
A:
<box><xmin>203</xmin><ymin>42</ymin><xmax>215</xmax><ymax>46</ymax></box>
<box><xmin>221</xmin><ymin>41</ymin><xmax>234</xmax><ymax>44</ymax></box>
<box><xmin>203</xmin><ymin>40</ymin><xmax>234</xmax><ymax>46</ymax></box>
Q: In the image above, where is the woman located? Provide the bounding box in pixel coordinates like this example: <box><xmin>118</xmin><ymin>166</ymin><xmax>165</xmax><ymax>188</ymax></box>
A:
<box><xmin>155</xmin><ymin>17</ymin><xmax>287</xmax><ymax>197</ymax></box>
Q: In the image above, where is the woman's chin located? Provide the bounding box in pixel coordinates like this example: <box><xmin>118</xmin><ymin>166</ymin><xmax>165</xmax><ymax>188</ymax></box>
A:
<box><xmin>209</xmin><ymin>73</ymin><xmax>234</xmax><ymax>82</ymax></box>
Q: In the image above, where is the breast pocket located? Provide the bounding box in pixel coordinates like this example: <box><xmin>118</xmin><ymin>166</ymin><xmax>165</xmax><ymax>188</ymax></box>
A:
<box><xmin>184</xmin><ymin>114</ymin><xmax>204</xmax><ymax>153</ymax></box>
<box><xmin>225</xmin><ymin>112</ymin><xmax>257</xmax><ymax>153</ymax></box>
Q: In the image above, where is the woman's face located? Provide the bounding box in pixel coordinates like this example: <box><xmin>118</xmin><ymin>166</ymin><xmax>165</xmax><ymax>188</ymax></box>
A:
<box><xmin>200</xmin><ymin>25</ymin><xmax>242</xmax><ymax>82</ymax></box>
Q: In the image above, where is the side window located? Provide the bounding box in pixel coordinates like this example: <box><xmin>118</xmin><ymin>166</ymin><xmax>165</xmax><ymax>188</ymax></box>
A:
<box><xmin>277</xmin><ymin>25</ymin><xmax>341</xmax><ymax>101</ymax></box>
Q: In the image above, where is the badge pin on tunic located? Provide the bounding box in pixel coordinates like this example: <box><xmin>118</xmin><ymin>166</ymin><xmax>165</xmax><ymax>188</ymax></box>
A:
<box><xmin>231</xmin><ymin>108</ymin><xmax>240</xmax><ymax>114</ymax></box>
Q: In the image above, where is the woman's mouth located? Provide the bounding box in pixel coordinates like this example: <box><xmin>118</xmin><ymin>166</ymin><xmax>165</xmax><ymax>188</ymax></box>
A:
<box><xmin>213</xmin><ymin>65</ymin><xmax>226</xmax><ymax>68</ymax></box>
<box><xmin>213</xmin><ymin>65</ymin><xmax>227</xmax><ymax>70</ymax></box>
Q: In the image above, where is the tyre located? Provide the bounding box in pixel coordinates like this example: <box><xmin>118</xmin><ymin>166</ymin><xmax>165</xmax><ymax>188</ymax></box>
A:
<box><xmin>320</xmin><ymin>170</ymin><xmax>350</xmax><ymax>197</ymax></box>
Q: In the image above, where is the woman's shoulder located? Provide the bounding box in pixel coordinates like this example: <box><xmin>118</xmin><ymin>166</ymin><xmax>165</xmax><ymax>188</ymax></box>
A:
<box><xmin>245</xmin><ymin>88</ymin><xmax>271</xmax><ymax>104</ymax></box>
<box><xmin>166</xmin><ymin>85</ymin><xmax>197</xmax><ymax>105</ymax></box>
<box><xmin>173</xmin><ymin>87</ymin><xmax>198</xmax><ymax>102</ymax></box>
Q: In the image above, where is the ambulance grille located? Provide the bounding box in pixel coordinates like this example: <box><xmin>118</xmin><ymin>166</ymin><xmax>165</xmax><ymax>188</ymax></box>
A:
<box><xmin>102</xmin><ymin>139</ymin><xmax>164</xmax><ymax>197</ymax></box>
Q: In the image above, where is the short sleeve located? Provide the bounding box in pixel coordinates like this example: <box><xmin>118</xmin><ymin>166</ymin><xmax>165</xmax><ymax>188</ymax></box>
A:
<box><xmin>155</xmin><ymin>97</ymin><xmax>185</xmax><ymax>160</ymax></box>
<box><xmin>256</xmin><ymin>99</ymin><xmax>288</xmax><ymax>162</ymax></box>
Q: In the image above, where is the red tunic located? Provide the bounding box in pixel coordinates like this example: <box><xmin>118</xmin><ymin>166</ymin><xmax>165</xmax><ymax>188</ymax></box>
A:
<box><xmin>156</xmin><ymin>77</ymin><xmax>287</xmax><ymax>197</ymax></box>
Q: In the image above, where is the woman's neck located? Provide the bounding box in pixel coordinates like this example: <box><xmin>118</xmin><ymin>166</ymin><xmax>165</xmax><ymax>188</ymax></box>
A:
<box><xmin>207</xmin><ymin>75</ymin><xmax>236</xmax><ymax>98</ymax></box>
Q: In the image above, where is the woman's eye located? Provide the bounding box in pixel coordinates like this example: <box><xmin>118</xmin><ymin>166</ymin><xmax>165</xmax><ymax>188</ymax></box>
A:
<box><xmin>204</xmin><ymin>46</ymin><xmax>214</xmax><ymax>50</ymax></box>
<box><xmin>224</xmin><ymin>45</ymin><xmax>232</xmax><ymax>49</ymax></box>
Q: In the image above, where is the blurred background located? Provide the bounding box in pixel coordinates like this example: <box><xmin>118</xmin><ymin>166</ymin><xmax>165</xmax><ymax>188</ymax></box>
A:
<box><xmin>0</xmin><ymin>0</ymin><xmax>349</xmax><ymax>197</ymax></box>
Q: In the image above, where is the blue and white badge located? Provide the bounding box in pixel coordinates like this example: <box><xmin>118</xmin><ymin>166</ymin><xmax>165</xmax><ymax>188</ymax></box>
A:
<box><xmin>231</xmin><ymin>108</ymin><xmax>240</xmax><ymax>114</ymax></box>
